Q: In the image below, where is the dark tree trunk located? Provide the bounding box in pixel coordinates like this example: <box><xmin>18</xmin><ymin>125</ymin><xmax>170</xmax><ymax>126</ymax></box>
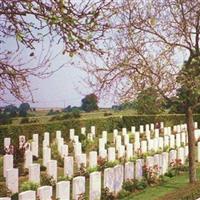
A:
<box><xmin>186</xmin><ymin>106</ymin><xmax>197</xmax><ymax>183</ymax></box>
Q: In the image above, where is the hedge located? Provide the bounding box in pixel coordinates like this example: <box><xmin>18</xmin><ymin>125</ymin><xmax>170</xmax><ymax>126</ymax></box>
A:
<box><xmin>1</xmin><ymin>114</ymin><xmax>200</xmax><ymax>154</ymax></box>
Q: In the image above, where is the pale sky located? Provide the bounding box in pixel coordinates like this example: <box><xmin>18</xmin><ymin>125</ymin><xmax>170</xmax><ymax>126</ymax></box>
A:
<box><xmin>2</xmin><ymin>36</ymin><xmax>113</xmax><ymax>108</ymax></box>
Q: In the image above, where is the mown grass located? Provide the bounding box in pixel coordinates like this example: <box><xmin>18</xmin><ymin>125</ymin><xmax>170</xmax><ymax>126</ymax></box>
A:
<box><xmin>122</xmin><ymin>166</ymin><xmax>200</xmax><ymax>200</ymax></box>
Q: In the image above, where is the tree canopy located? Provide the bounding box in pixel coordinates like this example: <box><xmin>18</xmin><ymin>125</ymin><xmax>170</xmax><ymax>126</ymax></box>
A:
<box><xmin>81</xmin><ymin>93</ymin><xmax>98</xmax><ymax>112</ymax></box>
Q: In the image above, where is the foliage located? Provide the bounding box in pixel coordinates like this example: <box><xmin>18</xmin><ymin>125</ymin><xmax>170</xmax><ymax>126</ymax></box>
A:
<box><xmin>118</xmin><ymin>189</ymin><xmax>131</xmax><ymax>199</ymax></box>
<box><xmin>4</xmin><ymin>104</ymin><xmax>18</xmax><ymax>117</ymax></box>
<box><xmin>51</xmin><ymin>142</ymin><xmax>63</xmax><ymax>167</ymax></box>
<box><xmin>19</xmin><ymin>103</ymin><xmax>31</xmax><ymax>117</ymax></box>
<box><xmin>81</xmin><ymin>93</ymin><xmax>99</xmax><ymax>112</ymax></box>
<box><xmin>143</xmin><ymin>165</ymin><xmax>162</xmax><ymax>185</ymax></box>
<box><xmin>135</xmin><ymin>87</ymin><xmax>165</xmax><ymax>114</ymax></box>
<box><xmin>47</xmin><ymin>109</ymin><xmax>60</xmax><ymax>115</ymax></box>
<box><xmin>0</xmin><ymin>112</ymin><xmax>12</xmax><ymax>125</ymax></box>
<box><xmin>57</xmin><ymin>175</ymin><xmax>71</xmax><ymax>182</ymax></box>
<box><xmin>0</xmin><ymin>182</ymin><xmax>12</xmax><ymax>197</ymax></box>
<box><xmin>20</xmin><ymin>181</ymin><xmax>39</xmax><ymax>192</ymax></box>
<box><xmin>0</xmin><ymin>0</ymin><xmax>112</xmax><ymax>101</ymax></box>
<box><xmin>104</xmin><ymin>112</ymin><xmax>113</xmax><ymax>116</ymax></box>
<box><xmin>87</xmin><ymin>166</ymin><xmax>99</xmax><ymax>173</ymax></box>
<box><xmin>169</xmin><ymin>159</ymin><xmax>188</xmax><ymax>176</ymax></box>
<box><xmin>41</xmin><ymin>173</ymin><xmax>56</xmax><ymax>187</ymax></box>
<box><xmin>101</xmin><ymin>187</ymin><xmax>116</xmax><ymax>200</ymax></box>
<box><xmin>104</xmin><ymin>160</ymin><xmax>119</xmax><ymax>169</ymax></box>
<box><xmin>122</xmin><ymin>179</ymin><xmax>147</xmax><ymax>193</ymax></box>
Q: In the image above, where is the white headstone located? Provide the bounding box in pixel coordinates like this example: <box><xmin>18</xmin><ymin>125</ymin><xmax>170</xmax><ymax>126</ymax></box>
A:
<box><xmin>19</xmin><ymin>190</ymin><xmax>36</xmax><ymax>200</ymax></box>
<box><xmin>6</xmin><ymin>168</ymin><xmax>18</xmax><ymax>193</ymax></box>
<box><xmin>25</xmin><ymin>150</ymin><xmax>33</xmax><ymax>169</ymax></box>
<box><xmin>170</xmin><ymin>135</ymin><xmax>175</xmax><ymax>148</ymax></box>
<box><xmin>177</xmin><ymin>147</ymin><xmax>185</xmax><ymax>164</ymax></box>
<box><xmin>37</xmin><ymin>186</ymin><xmax>52</xmax><ymax>200</ymax></box>
<box><xmin>72</xmin><ymin>176</ymin><xmax>85</xmax><ymax>200</ymax></box>
<box><xmin>70</xmin><ymin>129</ymin><xmax>75</xmax><ymax>140</ymax></box>
<box><xmin>118</xmin><ymin>145</ymin><xmax>125</xmax><ymax>158</ymax></box>
<box><xmin>64</xmin><ymin>156</ymin><xmax>74</xmax><ymax>178</ymax></box>
<box><xmin>29</xmin><ymin>163</ymin><xmax>40</xmax><ymax>184</ymax></box>
<box><xmin>31</xmin><ymin>141</ymin><xmax>38</xmax><ymax>157</ymax></box>
<box><xmin>3</xmin><ymin>154</ymin><xmax>13</xmax><ymax>177</ymax></box>
<box><xmin>81</xmin><ymin>127</ymin><xmax>86</xmax><ymax>135</ymax></box>
<box><xmin>61</xmin><ymin>144</ymin><xmax>68</xmax><ymax>158</ymax></box>
<box><xmin>47</xmin><ymin>160</ymin><xmax>57</xmax><ymax>181</ymax></box>
<box><xmin>76</xmin><ymin>153</ymin><xmax>87</xmax><ymax>168</ymax></box>
<box><xmin>104</xmin><ymin>168</ymin><xmax>114</xmax><ymax>192</ymax></box>
<box><xmin>169</xmin><ymin>149</ymin><xmax>177</xmax><ymax>164</ymax></box>
<box><xmin>126</xmin><ymin>143</ymin><xmax>133</xmax><ymax>160</ymax></box>
<box><xmin>89</xmin><ymin>151</ymin><xmax>97</xmax><ymax>168</ymax></box>
<box><xmin>108</xmin><ymin>147</ymin><xmax>116</xmax><ymax>161</ymax></box>
<box><xmin>4</xmin><ymin>138</ymin><xmax>11</xmax><ymax>149</ymax></box>
<box><xmin>56</xmin><ymin>181</ymin><xmax>70</xmax><ymax>200</ymax></box>
<box><xmin>114</xmin><ymin>164</ymin><xmax>124</xmax><ymax>194</ymax></box>
<box><xmin>124</xmin><ymin>162</ymin><xmax>134</xmax><ymax>180</ymax></box>
<box><xmin>176</xmin><ymin>133</ymin><xmax>181</xmax><ymax>148</ymax></box>
<box><xmin>43</xmin><ymin>147</ymin><xmax>51</xmax><ymax>167</ymax></box>
<box><xmin>135</xmin><ymin>159</ymin><xmax>143</xmax><ymax>180</ymax></box>
<box><xmin>89</xmin><ymin>172</ymin><xmax>101</xmax><ymax>200</ymax></box>
<box><xmin>141</xmin><ymin>140</ymin><xmax>147</xmax><ymax>153</ymax></box>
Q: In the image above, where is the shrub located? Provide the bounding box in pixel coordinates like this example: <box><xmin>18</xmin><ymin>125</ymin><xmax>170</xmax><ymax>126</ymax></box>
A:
<box><xmin>101</xmin><ymin>187</ymin><xmax>116</xmax><ymax>200</ymax></box>
<box><xmin>0</xmin><ymin>182</ymin><xmax>12</xmax><ymax>197</ymax></box>
<box><xmin>118</xmin><ymin>189</ymin><xmax>130</xmax><ymax>199</ymax></box>
<box><xmin>57</xmin><ymin>175</ymin><xmax>71</xmax><ymax>182</ymax></box>
<box><xmin>40</xmin><ymin>165</ymin><xmax>46</xmax><ymax>171</ymax></box>
<box><xmin>20</xmin><ymin>117</ymin><xmax>30</xmax><ymax>124</ymax></box>
<box><xmin>122</xmin><ymin>179</ymin><xmax>136</xmax><ymax>192</ymax></box>
<box><xmin>20</xmin><ymin>181</ymin><xmax>39</xmax><ymax>192</ymax></box>
<box><xmin>87</xmin><ymin>166</ymin><xmax>99</xmax><ymax>173</ymax></box>
<box><xmin>104</xmin><ymin>160</ymin><xmax>119</xmax><ymax>169</ymax></box>
<box><xmin>41</xmin><ymin>173</ymin><xmax>56</xmax><ymax>187</ymax></box>
<box><xmin>104</xmin><ymin>112</ymin><xmax>112</xmax><ymax>117</ymax></box>
<box><xmin>143</xmin><ymin>165</ymin><xmax>161</xmax><ymax>185</ymax></box>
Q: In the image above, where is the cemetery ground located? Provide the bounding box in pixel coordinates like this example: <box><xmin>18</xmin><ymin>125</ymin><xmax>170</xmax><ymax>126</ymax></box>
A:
<box><xmin>1</xmin><ymin>115</ymin><xmax>200</xmax><ymax>199</ymax></box>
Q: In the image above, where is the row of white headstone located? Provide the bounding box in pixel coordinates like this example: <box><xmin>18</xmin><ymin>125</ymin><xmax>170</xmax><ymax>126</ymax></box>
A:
<box><xmin>1</xmin><ymin>146</ymin><xmax>188</xmax><ymax>200</ymax></box>
<box><xmin>2</xmin><ymin>122</ymin><xmax>200</xmax><ymax>200</ymax></box>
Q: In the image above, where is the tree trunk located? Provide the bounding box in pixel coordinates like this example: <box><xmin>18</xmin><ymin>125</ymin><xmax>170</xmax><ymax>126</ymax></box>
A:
<box><xmin>186</xmin><ymin>106</ymin><xmax>197</xmax><ymax>183</ymax></box>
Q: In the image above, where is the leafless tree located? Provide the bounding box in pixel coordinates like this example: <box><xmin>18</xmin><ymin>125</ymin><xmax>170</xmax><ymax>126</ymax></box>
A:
<box><xmin>82</xmin><ymin>0</ymin><xmax>200</xmax><ymax>183</ymax></box>
<box><xmin>0</xmin><ymin>0</ymin><xmax>112</xmax><ymax>102</ymax></box>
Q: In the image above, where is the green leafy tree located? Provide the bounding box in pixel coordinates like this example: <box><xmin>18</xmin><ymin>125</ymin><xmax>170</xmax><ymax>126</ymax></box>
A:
<box><xmin>4</xmin><ymin>104</ymin><xmax>18</xmax><ymax>117</ymax></box>
<box><xmin>19</xmin><ymin>103</ymin><xmax>31</xmax><ymax>117</ymax></box>
<box><xmin>135</xmin><ymin>87</ymin><xmax>164</xmax><ymax>114</ymax></box>
<box><xmin>81</xmin><ymin>93</ymin><xmax>98</xmax><ymax>112</ymax></box>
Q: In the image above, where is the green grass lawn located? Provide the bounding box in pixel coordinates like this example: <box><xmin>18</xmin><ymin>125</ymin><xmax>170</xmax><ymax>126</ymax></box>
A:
<box><xmin>122</xmin><ymin>166</ymin><xmax>200</xmax><ymax>200</ymax></box>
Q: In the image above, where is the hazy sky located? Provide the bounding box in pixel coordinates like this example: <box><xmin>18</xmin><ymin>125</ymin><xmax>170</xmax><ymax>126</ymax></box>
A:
<box><xmin>2</xmin><ymin>36</ymin><xmax>112</xmax><ymax>108</ymax></box>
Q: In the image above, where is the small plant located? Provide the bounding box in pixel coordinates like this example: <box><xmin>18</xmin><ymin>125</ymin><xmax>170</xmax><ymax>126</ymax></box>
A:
<box><xmin>97</xmin><ymin>157</ymin><xmax>107</xmax><ymax>171</ymax></box>
<box><xmin>163</xmin><ymin>145</ymin><xmax>170</xmax><ymax>152</ymax></box>
<box><xmin>40</xmin><ymin>165</ymin><xmax>47</xmax><ymax>171</ymax></box>
<box><xmin>101</xmin><ymin>187</ymin><xmax>116</xmax><ymax>200</ymax></box>
<box><xmin>135</xmin><ymin>179</ymin><xmax>147</xmax><ymax>190</ymax></box>
<box><xmin>41</xmin><ymin>173</ymin><xmax>56</xmax><ymax>187</ymax></box>
<box><xmin>118</xmin><ymin>189</ymin><xmax>130</xmax><ymax>198</ymax></box>
<box><xmin>122</xmin><ymin>179</ymin><xmax>136</xmax><ymax>192</ymax></box>
<box><xmin>87</xmin><ymin>166</ymin><xmax>99</xmax><ymax>173</ymax></box>
<box><xmin>20</xmin><ymin>181</ymin><xmax>39</xmax><ymax>192</ymax></box>
<box><xmin>104</xmin><ymin>160</ymin><xmax>119</xmax><ymax>169</ymax></box>
<box><xmin>169</xmin><ymin>159</ymin><xmax>188</xmax><ymax>175</ymax></box>
<box><xmin>75</xmin><ymin>163</ymin><xmax>88</xmax><ymax>177</ymax></box>
<box><xmin>57</xmin><ymin>175</ymin><xmax>71</xmax><ymax>182</ymax></box>
<box><xmin>143</xmin><ymin>165</ymin><xmax>161</xmax><ymax>185</ymax></box>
